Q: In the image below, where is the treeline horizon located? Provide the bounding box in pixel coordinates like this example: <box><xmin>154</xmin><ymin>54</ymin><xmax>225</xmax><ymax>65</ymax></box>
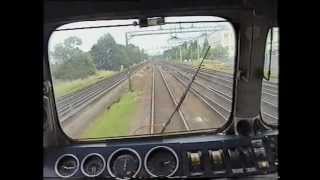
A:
<box><xmin>50</xmin><ymin>34</ymin><xmax>149</xmax><ymax>81</ymax></box>
<box><xmin>162</xmin><ymin>37</ymin><xmax>231</xmax><ymax>63</ymax></box>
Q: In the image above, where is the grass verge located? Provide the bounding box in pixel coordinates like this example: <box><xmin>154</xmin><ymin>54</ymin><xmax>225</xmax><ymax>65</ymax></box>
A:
<box><xmin>80</xmin><ymin>91</ymin><xmax>138</xmax><ymax>138</ymax></box>
<box><xmin>53</xmin><ymin>71</ymin><xmax>116</xmax><ymax>98</ymax></box>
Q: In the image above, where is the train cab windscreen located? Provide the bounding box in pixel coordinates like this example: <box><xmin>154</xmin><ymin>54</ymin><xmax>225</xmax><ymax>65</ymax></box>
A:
<box><xmin>48</xmin><ymin>16</ymin><xmax>238</xmax><ymax>140</ymax></box>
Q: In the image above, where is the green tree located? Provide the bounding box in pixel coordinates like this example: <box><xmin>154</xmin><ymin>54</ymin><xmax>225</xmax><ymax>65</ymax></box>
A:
<box><xmin>126</xmin><ymin>44</ymin><xmax>141</xmax><ymax>64</ymax></box>
<box><xmin>210</xmin><ymin>44</ymin><xmax>229</xmax><ymax>61</ymax></box>
<box><xmin>90</xmin><ymin>33</ymin><xmax>147</xmax><ymax>70</ymax></box>
<box><xmin>140</xmin><ymin>49</ymin><xmax>149</xmax><ymax>61</ymax></box>
<box><xmin>189</xmin><ymin>40</ymin><xmax>198</xmax><ymax>60</ymax></box>
<box><xmin>51</xmin><ymin>36</ymin><xmax>83</xmax><ymax>64</ymax></box>
<box><xmin>51</xmin><ymin>36</ymin><xmax>96</xmax><ymax>80</ymax></box>
<box><xmin>162</xmin><ymin>40</ymin><xmax>199</xmax><ymax>62</ymax></box>
<box><xmin>64</xmin><ymin>36</ymin><xmax>82</xmax><ymax>48</ymax></box>
<box><xmin>90</xmin><ymin>34</ymin><xmax>118</xmax><ymax>70</ymax></box>
<box><xmin>202</xmin><ymin>37</ymin><xmax>210</xmax><ymax>56</ymax></box>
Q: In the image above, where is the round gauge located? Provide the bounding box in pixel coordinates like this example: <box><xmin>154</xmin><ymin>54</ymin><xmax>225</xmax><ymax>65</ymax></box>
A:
<box><xmin>81</xmin><ymin>153</ymin><xmax>106</xmax><ymax>177</ymax></box>
<box><xmin>107</xmin><ymin>148</ymin><xmax>142</xmax><ymax>179</ymax></box>
<box><xmin>55</xmin><ymin>154</ymin><xmax>79</xmax><ymax>178</ymax></box>
<box><xmin>144</xmin><ymin>146</ymin><xmax>179</xmax><ymax>177</ymax></box>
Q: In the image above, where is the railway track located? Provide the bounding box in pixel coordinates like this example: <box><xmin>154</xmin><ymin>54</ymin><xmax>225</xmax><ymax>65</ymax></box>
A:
<box><xmin>183</xmin><ymin>70</ymin><xmax>278</xmax><ymax>120</ymax></box>
<box><xmin>198</xmin><ymin>67</ymin><xmax>278</xmax><ymax>96</ymax></box>
<box><xmin>161</xmin><ymin>65</ymin><xmax>230</xmax><ymax>121</ymax></box>
<box><xmin>57</xmin><ymin>60</ymin><xmax>277</xmax><ymax>136</ymax></box>
<box><xmin>193</xmin><ymin>66</ymin><xmax>278</xmax><ymax>89</ymax></box>
<box><xmin>56</xmin><ymin>63</ymin><xmax>145</xmax><ymax>124</ymax></box>
<box><xmin>150</xmin><ymin>62</ymin><xmax>231</xmax><ymax>134</ymax></box>
<box><xmin>172</xmin><ymin>63</ymin><xmax>278</xmax><ymax>103</ymax></box>
<box><xmin>170</xmin><ymin>63</ymin><xmax>278</xmax><ymax>106</ymax></box>
<box><xmin>162</xmin><ymin>62</ymin><xmax>278</xmax><ymax>125</ymax></box>
<box><xmin>150</xmin><ymin>64</ymin><xmax>189</xmax><ymax>133</ymax></box>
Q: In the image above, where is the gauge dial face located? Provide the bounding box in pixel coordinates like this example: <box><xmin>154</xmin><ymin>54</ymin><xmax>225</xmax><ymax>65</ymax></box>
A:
<box><xmin>145</xmin><ymin>146</ymin><xmax>179</xmax><ymax>177</ymax></box>
<box><xmin>108</xmin><ymin>149</ymin><xmax>141</xmax><ymax>179</ymax></box>
<box><xmin>55</xmin><ymin>154</ymin><xmax>79</xmax><ymax>178</ymax></box>
<box><xmin>81</xmin><ymin>154</ymin><xmax>105</xmax><ymax>177</ymax></box>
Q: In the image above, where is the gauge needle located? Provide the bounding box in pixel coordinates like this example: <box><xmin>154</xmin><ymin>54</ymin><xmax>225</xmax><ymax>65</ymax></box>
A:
<box><xmin>163</xmin><ymin>161</ymin><xmax>171</xmax><ymax>165</ymax></box>
<box><xmin>123</xmin><ymin>159</ymin><xmax>127</xmax><ymax>171</ymax></box>
<box><xmin>62</xmin><ymin>165</ymin><xmax>75</xmax><ymax>170</ymax></box>
<box><xmin>62</xmin><ymin>162</ymin><xmax>76</xmax><ymax>169</ymax></box>
<box><xmin>92</xmin><ymin>166</ymin><xmax>97</xmax><ymax>173</ymax></box>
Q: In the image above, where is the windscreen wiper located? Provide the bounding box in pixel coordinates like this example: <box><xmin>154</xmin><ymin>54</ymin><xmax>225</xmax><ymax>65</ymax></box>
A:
<box><xmin>160</xmin><ymin>46</ymin><xmax>211</xmax><ymax>133</ymax></box>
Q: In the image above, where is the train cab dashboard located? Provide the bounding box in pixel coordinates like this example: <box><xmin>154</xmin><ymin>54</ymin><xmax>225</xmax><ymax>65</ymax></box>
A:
<box><xmin>44</xmin><ymin>130</ymin><xmax>278</xmax><ymax>179</ymax></box>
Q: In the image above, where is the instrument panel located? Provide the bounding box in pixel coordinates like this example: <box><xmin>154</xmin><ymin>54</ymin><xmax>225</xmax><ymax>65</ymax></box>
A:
<box><xmin>44</xmin><ymin>130</ymin><xmax>278</xmax><ymax>179</ymax></box>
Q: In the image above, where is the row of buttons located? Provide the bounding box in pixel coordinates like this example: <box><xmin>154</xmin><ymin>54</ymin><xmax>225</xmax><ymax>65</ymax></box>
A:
<box><xmin>186</xmin><ymin>139</ymin><xmax>272</xmax><ymax>176</ymax></box>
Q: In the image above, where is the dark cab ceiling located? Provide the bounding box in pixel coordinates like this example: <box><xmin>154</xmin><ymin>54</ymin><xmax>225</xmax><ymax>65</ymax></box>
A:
<box><xmin>44</xmin><ymin>0</ymin><xmax>277</xmax><ymax>25</ymax></box>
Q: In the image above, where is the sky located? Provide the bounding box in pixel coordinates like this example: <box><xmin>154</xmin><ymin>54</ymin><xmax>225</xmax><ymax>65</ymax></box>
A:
<box><xmin>48</xmin><ymin>16</ymin><xmax>232</xmax><ymax>55</ymax></box>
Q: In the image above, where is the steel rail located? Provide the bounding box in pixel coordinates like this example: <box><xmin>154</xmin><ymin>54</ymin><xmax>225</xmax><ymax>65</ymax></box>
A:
<box><xmin>166</xmin><ymin>68</ymin><xmax>229</xmax><ymax>121</ymax></box>
<box><xmin>179</xmin><ymin>70</ymin><xmax>278</xmax><ymax>121</ymax></box>
<box><xmin>60</xmin><ymin>76</ymin><xmax>128</xmax><ymax>123</ymax></box>
<box><xmin>157</xmin><ymin>66</ymin><xmax>190</xmax><ymax>132</ymax></box>
<box><xmin>178</xmin><ymin>70</ymin><xmax>278</xmax><ymax>109</ymax></box>
<box><xmin>57</xmin><ymin>63</ymin><xmax>145</xmax><ymax>123</ymax></box>
<box><xmin>56</xmin><ymin>64</ymin><xmax>141</xmax><ymax>105</ymax></box>
<box><xmin>150</xmin><ymin>64</ymin><xmax>155</xmax><ymax>134</ymax></box>
<box><xmin>197</xmin><ymin>66</ymin><xmax>278</xmax><ymax>93</ymax></box>
<box><xmin>197</xmin><ymin>67</ymin><xmax>278</xmax><ymax>88</ymax></box>
<box><xmin>164</xmin><ymin>64</ymin><xmax>278</xmax><ymax>122</ymax></box>
<box><xmin>176</xmin><ymin>63</ymin><xmax>278</xmax><ymax>93</ymax></box>
<box><xmin>173</xmin><ymin>63</ymin><xmax>278</xmax><ymax>100</ymax></box>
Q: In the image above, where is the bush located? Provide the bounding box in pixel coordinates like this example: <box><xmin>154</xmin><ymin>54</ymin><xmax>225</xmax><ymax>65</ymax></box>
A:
<box><xmin>54</xmin><ymin>53</ymin><xmax>96</xmax><ymax>80</ymax></box>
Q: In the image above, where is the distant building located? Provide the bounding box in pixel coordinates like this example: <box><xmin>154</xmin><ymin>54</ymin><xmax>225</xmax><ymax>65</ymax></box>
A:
<box><xmin>208</xmin><ymin>30</ymin><xmax>235</xmax><ymax>56</ymax></box>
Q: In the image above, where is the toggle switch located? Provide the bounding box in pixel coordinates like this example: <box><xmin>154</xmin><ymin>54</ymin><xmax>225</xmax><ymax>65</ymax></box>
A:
<box><xmin>251</xmin><ymin>139</ymin><xmax>264</xmax><ymax>148</ymax></box>
<box><xmin>257</xmin><ymin>160</ymin><xmax>270</xmax><ymax>169</ymax></box>
<box><xmin>227</xmin><ymin>148</ymin><xmax>244</xmax><ymax>173</ymax></box>
<box><xmin>187</xmin><ymin>151</ymin><xmax>203</xmax><ymax>175</ymax></box>
<box><xmin>188</xmin><ymin>151</ymin><xmax>201</xmax><ymax>165</ymax></box>
<box><xmin>253</xmin><ymin>147</ymin><xmax>266</xmax><ymax>159</ymax></box>
<box><xmin>209</xmin><ymin>149</ymin><xmax>226</xmax><ymax>173</ymax></box>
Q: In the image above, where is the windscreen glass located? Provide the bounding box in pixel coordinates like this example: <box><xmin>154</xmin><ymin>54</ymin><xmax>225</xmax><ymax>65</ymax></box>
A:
<box><xmin>48</xmin><ymin>16</ymin><xmax>235</xmax><ymax>140</ymax></box>
<box><xmin>261</xmin><ymin>27</ymin><xmax>279</xmax><ymax>125</ymax></box>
